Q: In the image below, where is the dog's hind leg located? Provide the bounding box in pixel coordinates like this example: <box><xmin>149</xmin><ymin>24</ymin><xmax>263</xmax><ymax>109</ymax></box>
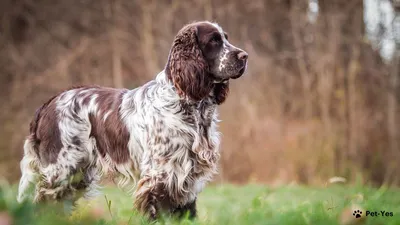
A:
<box><xmin>17</xmin><ymin>137</ymin><xmax>40</xmax><ymax>203</ymax></box>
<box><xmin>33</xmin><ymin>145</ymin><xmax>91</xmax><ymax>211</ymax></box>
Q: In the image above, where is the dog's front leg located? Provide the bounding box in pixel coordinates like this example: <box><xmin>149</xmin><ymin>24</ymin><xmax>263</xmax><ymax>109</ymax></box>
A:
<box><xmin>171</xmin><ymin>198</ymin><xmax>197</xmax><ymax>219</ymax></box>
<box><xmin>134</xmin><ymin>170</ymin><xmax>165</xmax><ymax>220</ymax></box>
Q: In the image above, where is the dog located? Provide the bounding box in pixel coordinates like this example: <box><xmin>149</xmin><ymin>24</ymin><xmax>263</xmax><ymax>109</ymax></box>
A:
<box><xmin>17</xmin><ymin>20</ymin><xmax>248</xmax><ymax>219</ymax></box>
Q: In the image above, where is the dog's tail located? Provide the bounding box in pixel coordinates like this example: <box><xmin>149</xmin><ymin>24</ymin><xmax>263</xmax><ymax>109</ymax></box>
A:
<box><xmin>17</xmin><ymin>101</ymin><xmax>50</xmax><ymax>203</ymax></box>
<box><xmin>17</xmin><ymin>136</ymin><xmax>41</xmax><ymax>203</ymax></box>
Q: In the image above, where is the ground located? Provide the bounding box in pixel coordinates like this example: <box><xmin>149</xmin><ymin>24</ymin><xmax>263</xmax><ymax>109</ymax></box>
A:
<box><xmin>0</xmin><ymin>182</ymin><xmax>399</xmax><ymax>225</ymax></box>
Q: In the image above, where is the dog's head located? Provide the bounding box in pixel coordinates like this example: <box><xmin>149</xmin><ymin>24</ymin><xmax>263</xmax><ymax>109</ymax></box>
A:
<box><xmin>166</xmin><ymin>21</ymin><xmax>248</xmax><ymax>102</ymax></box>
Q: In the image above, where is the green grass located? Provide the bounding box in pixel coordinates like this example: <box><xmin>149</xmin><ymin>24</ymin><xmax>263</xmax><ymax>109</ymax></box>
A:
<box><xmin>1</xmin><ymin>181</ymin><xmax>399</xmax><ymax>225</ymax></box>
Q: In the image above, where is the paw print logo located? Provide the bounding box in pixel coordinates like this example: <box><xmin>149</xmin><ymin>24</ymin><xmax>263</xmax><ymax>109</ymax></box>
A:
<box><xmin>353</xmin><ymin>210</ymin><xmax>362</xmax><ymax>218</ymax></box>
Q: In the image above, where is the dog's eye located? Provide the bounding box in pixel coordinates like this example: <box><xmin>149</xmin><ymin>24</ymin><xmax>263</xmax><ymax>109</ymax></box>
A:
<box><xmin>210</xmin><ymin>35</ymin><xmax>221</xmax><ymax>44</ymax></box>
<box><xmin>224</xmin><ymin>32</ymin><xmax>228</xmax><ymax>40</ymax></box>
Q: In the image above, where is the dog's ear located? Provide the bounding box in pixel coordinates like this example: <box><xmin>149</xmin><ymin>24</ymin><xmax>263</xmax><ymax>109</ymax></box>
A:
<box><xmin>166</xmin><ymin>25</ymin><xmax>213</xmax><ymax>102</ymax></box>
<box><xmin>213</xmin><ymin>82</ymin><xmax>230</xmax><ymax>105</ymax></box>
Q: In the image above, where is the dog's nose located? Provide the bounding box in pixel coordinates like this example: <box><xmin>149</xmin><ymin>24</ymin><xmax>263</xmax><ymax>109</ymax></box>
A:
<box><xmin>237</xmin><ymin>51</ymin><xmax>248</xmax><ymax>60</ymax></box>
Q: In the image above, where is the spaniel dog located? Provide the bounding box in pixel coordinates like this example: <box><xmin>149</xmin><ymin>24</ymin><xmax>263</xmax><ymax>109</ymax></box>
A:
<box><xmin>17</xmin><ymin>21</ymin><xmax>248</xmax><ymax>220</ymax></box>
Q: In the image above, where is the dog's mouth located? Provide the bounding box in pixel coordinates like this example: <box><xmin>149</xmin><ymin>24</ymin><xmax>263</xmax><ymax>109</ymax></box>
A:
<box><xmin>213</xmin><ymin>77</ymin><xmax>229</xmax><ymax>83</ymax></box>
<box><xmin>231</xmin><ymin>63</ymin><xmax>247</xmax><ymax>79</ymax></box>
<box><xmin>212</xmin><ymin>62</ymin><xmax>247</xmax><ymax>83</ymax></box>
<box><xmin>231</xmin><ymin>67</ymin><xmax>246</xmax><ymax>79</ymax></box>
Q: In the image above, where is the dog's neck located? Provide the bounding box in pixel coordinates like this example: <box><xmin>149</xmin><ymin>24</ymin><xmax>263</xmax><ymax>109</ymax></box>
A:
<box><xmin>156</xmin><ymin>69</ymin><xmax>224</xmax><ymax>106</ymax></box>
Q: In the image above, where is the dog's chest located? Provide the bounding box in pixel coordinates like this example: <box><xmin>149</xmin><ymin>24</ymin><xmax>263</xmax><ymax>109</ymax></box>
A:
<box><xmin>182</xmin><ymin>100</ymin><xmax>216</xmax><ymax>131</ymax></box>
<box><xmin>175</xmin><ymin>102</ymin><xmax>219</xmax><ymax>184</ymax></box>
<box><xmin>152</xmin><ymin>101</ymin><xmax>219</xmax><ymax>192</ymax></box>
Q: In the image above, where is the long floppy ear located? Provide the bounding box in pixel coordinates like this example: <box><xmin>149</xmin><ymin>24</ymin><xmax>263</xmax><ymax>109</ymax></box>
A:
<box><xmin>166</xmin><ymin>25</ymin><xmax>213</xmax><ymax>102</ymax></box>
<box><xmin>213</xmin><ymin>82</ymin><xmax>230</xmax><ymax>105</ymax></box>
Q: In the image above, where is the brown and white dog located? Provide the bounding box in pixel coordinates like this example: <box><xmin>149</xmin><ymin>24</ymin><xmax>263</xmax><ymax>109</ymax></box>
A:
<box><xmin>17</xmin><ymin>21</ymin><xmax>248</xmax><ymax>219</ymax></box>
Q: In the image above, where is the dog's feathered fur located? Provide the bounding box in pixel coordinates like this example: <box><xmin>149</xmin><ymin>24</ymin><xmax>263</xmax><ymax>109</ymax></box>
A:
<box><xmin>17</xmin><ymin>21</ymin><xmax>248</xmax><ymax>219</ymax></box>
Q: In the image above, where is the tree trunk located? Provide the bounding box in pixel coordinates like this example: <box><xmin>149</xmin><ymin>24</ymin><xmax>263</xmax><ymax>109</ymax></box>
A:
<box><xmin>386</xmin><ymin>0</ymin><xmax>400</xmax><ymax>184</ymax></box>
<box><xmin>110</xmin><ymin>0</ymin><xmax>123</xmax><ymax>88</ymax></box>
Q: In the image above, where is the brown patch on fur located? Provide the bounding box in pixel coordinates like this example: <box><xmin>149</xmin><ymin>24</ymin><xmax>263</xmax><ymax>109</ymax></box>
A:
<box><xmin>87</xmin><ymin>87</ymin><xmax>131</xmax><ymax>164</ymax></box>
<box><xmin>33</xmin><ymin>96</ymin><xmax>63</xmax><ymax>166</ymax></box>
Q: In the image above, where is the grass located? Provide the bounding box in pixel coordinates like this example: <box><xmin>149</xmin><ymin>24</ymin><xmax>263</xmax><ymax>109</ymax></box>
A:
<box><xmin>0</xmin><ymin>181</ymin><xmax>399</xmax><ymax>225</ymax></box>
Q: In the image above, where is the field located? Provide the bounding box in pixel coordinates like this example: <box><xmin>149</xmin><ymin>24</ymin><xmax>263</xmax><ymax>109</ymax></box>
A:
<box><xmin>0</xmin><ymin>182</ymin><xmax>399</xmax><ymax>225</ymax></box>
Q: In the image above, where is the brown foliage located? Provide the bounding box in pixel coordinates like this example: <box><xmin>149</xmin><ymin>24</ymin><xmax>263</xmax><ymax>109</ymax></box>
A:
<box><xmin>0</xmin><ymin>0</ymin><xmax>398</xmax><ymax>186</ymax></box>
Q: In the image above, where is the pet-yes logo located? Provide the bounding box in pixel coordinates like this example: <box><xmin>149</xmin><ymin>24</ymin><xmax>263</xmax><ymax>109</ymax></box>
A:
<box><xmin>352</xmin><ymin>210</ymin><xmax>394</xmax><ymax>218</ymax></box>
<box><xmin>352</xmin><ymin>210</ymin><xmax>362</xmax><ymax>218</ymax></box>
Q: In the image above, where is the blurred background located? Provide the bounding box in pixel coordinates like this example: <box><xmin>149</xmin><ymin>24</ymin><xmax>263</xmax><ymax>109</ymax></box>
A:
<box><xmin>0</xmin><ymin>0</ymin><xmax>399</xmax><ymax>187</ymax></box>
